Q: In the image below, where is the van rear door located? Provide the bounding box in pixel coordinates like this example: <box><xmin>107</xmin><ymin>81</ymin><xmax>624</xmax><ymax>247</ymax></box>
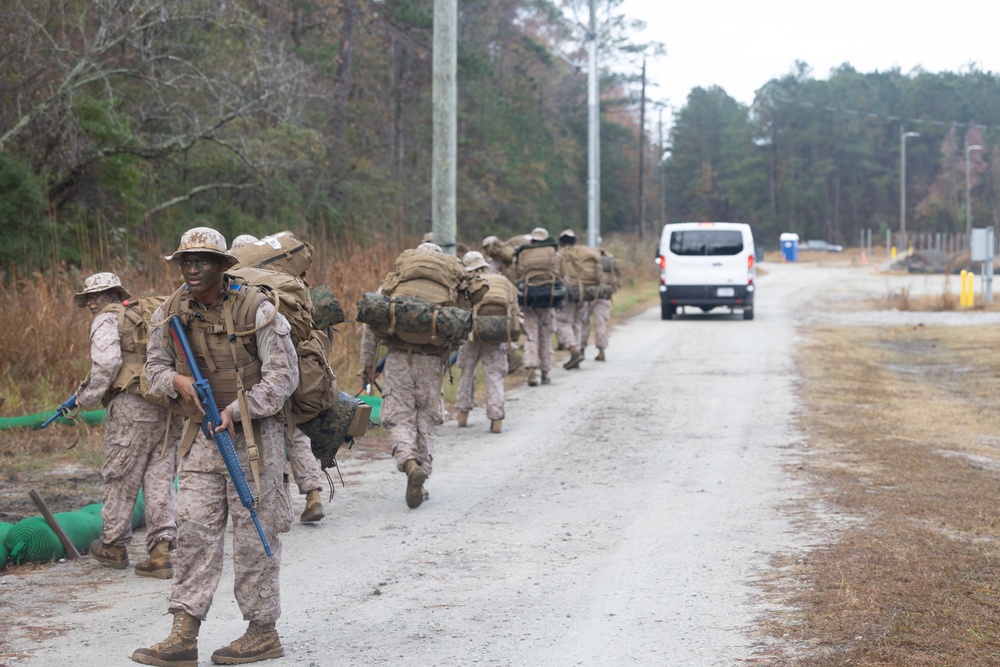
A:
<box><xmin>667</xmin><ymin>228</ymin><xmax>745</xmax><ymax>292</ymax></box>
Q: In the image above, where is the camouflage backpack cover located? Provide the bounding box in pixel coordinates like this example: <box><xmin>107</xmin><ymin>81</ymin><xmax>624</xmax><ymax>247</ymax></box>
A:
<box><xmin>357</xmin><ymin>249</ymin><xmax>487</xmax><ymax>352</ymax></box>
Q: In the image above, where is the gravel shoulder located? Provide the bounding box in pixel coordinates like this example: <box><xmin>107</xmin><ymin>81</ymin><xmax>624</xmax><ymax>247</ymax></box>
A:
<box><xmin>1</xmin><ymin>261</ymin><xmax>968</xmax><ymax>667</ymax></box>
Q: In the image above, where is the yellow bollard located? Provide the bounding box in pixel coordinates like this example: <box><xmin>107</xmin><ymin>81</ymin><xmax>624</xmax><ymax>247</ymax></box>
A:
<box><xmin>891</xmin><ymin>246</ymin><xmax>897</xmax><ymax>260</ymax></box>
<box><xmin>967</xmin><ymin>270</ymin><xmax>975</xmax><ymax>308</ymax></box>
<box><xmin>960</xmin><ymin>270</ymin><xmax>975</xmax><ymax>308</ymax></box>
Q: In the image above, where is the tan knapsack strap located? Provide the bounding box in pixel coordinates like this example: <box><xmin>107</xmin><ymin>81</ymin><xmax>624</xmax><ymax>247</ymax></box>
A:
<box><xmin>429</xmin><ymin>305</ymin><xmax>441</xmax><ymax>344</ymax></box>
<box><xmin>160</xmin><ymin>404</ymin><xmax>177</xmax><ymax>459</ymax></box>
<box><xmin>232</xmin><ymin>288</ymin><xmax>280</xmax><ymax>338</ymax></box>
<box><xmin>224</xmin><ymin>298</ymin><xmax>264</xmax><ymax>507</ymax></box>
<box><xmin>178</xmin><ymin>418</ymin><xmax>200</xmax><ymax>458</ymax></box>
<box><xmin>388</xmin><ymin>297</ymin><xmax>398</xmax><ymax>336</ymax></box>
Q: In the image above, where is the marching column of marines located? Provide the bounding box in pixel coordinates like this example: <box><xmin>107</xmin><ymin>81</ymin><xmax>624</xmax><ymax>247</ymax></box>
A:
<box><xmin>64</xmin><ymin>224</ymin><xmax>621</xmax><ymax>666</ymax></box>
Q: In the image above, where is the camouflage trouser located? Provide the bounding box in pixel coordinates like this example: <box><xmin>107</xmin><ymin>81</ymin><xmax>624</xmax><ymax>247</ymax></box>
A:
<box><xmin>101</xmin><ymin>392</ymin><xmax>182</xmax><ymax>553</ymax></box>
<box><xmin>455</xmin><ymin>340</ymin><xmax>508</xmax><ymax>420</ymax></box>
<box><xmin>522</xmin><ymin>307</ymin><xmax>554</xmax><ymax>371</ymax></box>
<box><xmin>583</xmin><ymin>298</ymin><xmax>610</xmax><ymax>350</ymax></box>
<box><xmin>285</xmin><ymin>427</ymin><xmax>324</xmax><ymax>495</ymax></box>
<box><xmin>169</xmin><ymin>417</ymin><xmax>293</xmax><ymax>624</ymax></box>
<box><xmin>555</xmin><ymin>301</ymin><xmax>587</xmax><ymax>350</ymax></box>
<box><xmin>381</xmin><ymin>350</ymin><xmax>444</xmax><ymax>478</ymax></box>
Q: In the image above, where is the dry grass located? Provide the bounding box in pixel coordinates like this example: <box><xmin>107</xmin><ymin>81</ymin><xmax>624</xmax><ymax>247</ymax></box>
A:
<box><xmin>757</xmin><ymin>324</ymin><xmax>1000</xmax><ymax>665</ymax></box>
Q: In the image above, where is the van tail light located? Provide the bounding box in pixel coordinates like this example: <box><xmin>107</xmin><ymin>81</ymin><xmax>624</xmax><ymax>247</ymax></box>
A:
<box><xmin>747</xmin><ymin>254</ymin><xmax>755</xmax><ymax>285</ymax></box>
<box><xmin>658</xmin><ymin>255</ymin><xmax>667</xmax><ymax>285</ymax></box>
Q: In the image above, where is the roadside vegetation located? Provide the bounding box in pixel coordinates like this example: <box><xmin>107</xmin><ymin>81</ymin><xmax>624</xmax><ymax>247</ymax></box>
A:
<box><xmin>758</xmin><ymin>323</ymin><xmax>1000</xmax><ymax>665</ymax></box>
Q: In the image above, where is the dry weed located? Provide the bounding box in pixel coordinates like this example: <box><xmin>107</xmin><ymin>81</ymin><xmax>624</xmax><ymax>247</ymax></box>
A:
<box><xmin>762</xmin><ymin>324</ymin><xmax>1000</xmax><ymax>665</ymax></box>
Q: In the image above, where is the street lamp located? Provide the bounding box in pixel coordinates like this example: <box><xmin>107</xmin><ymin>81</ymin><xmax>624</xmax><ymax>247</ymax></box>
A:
<box><xmin>900</xmin><ymin>130</ymin><xmax>919</xmax><ymax>253</ymax></box>
<box><xmin>966</xmin><ymin>144</ymin><xmax>984</xmax><ymax>234</ymax></box>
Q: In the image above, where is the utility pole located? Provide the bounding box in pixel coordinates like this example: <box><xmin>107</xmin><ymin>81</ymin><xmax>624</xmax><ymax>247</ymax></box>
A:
<box><xmin>432</xmin><ymin>0</ymin><xmax>457</xmax><ymax>254</ymax></box>
<box><xmin>658</xmin><ymin>106</ymin><xmax>665</xmax><ymax>228</ymax></box>
<box><xmin>637</xmin><ymin>58</ymin><xmax>646</xmax><ymax>241</ymax></box>
<box><xmin>586</xmin><ymin>0</ymin><xmax>600</xmax><ymax>247</ymax></box>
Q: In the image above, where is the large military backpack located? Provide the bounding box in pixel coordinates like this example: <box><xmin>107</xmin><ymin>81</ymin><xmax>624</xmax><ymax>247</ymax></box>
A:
<box><xmin>101</xmin><ymin>297</ymin><xmax>168</xmax><ymax>407</ymax></box>
<box><xmin>231</xmin><ymin>231</ymin><xmax>313</xmax><ymax>278</ymax></box>
<box><xmin>601</xmin><ymin>251</ymin><xmax>622</xmax><ymax>294</ymax></box>
<box><xmin>228</xmin><ymin>266</ymin><xmax>369</xmax><ymax>469</ymax></box>
<box><xmin>514</xmin><ymin>240</ymin><xmax>564</xmax><ymax>308</ymax></box>
<box><xmin>562</xmin><ymin>245</ymin><xmax>605</xmax><ymax>303</ymax></box>
<box><xmin>471</xmin><ymin>273</ymin><xmax>521</xmax><ymax>343</ymax></box>
<box><xmin>357</xmin><ymin>249</ymin><xmax>486</xmax><ymax>352</ymax></box>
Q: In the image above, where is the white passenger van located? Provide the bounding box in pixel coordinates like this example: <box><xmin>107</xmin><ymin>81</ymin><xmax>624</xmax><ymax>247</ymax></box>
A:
<box><xmin>656</xmin><ymin>222</ymin><xmax>756</xmax><ymax>320</ymax></box>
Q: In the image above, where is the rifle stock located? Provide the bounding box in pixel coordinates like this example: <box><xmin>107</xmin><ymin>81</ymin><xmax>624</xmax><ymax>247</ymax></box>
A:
<box><xmin>167</xmin><ymin>315</ymin><xmax>273</xmax><ymax>557</ymax></box>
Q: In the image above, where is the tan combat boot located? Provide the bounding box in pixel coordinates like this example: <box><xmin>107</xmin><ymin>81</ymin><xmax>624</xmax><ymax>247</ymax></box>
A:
<box><xmin>134</xmin><ymin>540</ymin><xmax>173</xmax><ymax>579</ymax></box>
<box><xmin>299</xmin><ymin>488</ymin><xmax>324</xmax><ymax>523</ymax></box>
<box><xmin>596</xmin><ymin>349</ymin><xmax>606</xmax><ymax>362</ymax></box>
<box><xmin>527</xmin><ymin>368</ymin><xmax>539</xmax><ymax>386</ymax></box>
<box><xmin>540</xmin><ymin>370</ymin><xmax>551</xmax><ymax>385</ymax></box>
<box><xmin>403</xmin><ymin>459</ymin><xmax>428</xmax><ymax>509</ymax></box>
<box><xmin>89</xmin><ymin>539</ymin><xmax>129</xmax><ymax>570</ymax></box>
<box><xmin>131</xmin><ymin>609</ymin><xmax>200</xmax><ymax>667</ymax></box>
<box><xmin>490</xmin><ymin>419</ymin><xmax>503</xmax><ymax>434</ymax></box>
<box><xmin>457</xmin><ymin>411</ymin><xmax>469</xmax><ymax>427</ymax></box>
<box><xmin>210</xmin><ymin>621</ymin><xmax>283</xmax><ymax>665</ymax></box>
<box><xmin>563</xmin><ymin>346</ymin><xmax>583</xmax><ymax>370</ymax></box>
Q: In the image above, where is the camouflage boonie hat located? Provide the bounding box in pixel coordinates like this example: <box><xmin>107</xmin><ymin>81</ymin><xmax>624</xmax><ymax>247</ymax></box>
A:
<box><xmin>164</xmin><ymin>227</ymin><xmax>239</xmax><ymax>267</ymax></box>
<box><xmin>73</xmin><ymin>272</ymin><xmax>132</xmax><ymax>308</ymax></box>
<box><xmin>559</xmin><ymin>228</ymin><xmax>576</xmax><ymax>239</ymax></box>
<box><xmin>416</xmin><ymin>242</ymin><xmax>443</xmax><ymax>254</ymax></box>
<box><xmin>230</xmin><ymin>234</ymin><xmax>259</xmax><ymax>251</ymax></box>
<box><xmin>462</xmin><ymin>251</ymin><xmax>488</xmax><ymax>272</ymax></box>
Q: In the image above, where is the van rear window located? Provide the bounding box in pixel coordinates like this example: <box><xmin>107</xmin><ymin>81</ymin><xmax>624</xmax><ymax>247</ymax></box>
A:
<box><xmin>669</xmin><ymin>230</ymin><xmax>744</xmax><ymax>256</ymax></box>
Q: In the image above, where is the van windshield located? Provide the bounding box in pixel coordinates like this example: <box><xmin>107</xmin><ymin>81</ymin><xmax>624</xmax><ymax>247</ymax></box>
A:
<box><xmin>669</xmin><ymin>230</ymin><xmax>744</xmax><ymax>256</ymax></box>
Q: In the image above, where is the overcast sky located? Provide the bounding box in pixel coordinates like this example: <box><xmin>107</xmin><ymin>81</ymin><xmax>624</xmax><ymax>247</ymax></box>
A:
<box><xmin>620</xmin><ymin>0</ymin><xmax>1000</xmax><ymax>119</ymax></box>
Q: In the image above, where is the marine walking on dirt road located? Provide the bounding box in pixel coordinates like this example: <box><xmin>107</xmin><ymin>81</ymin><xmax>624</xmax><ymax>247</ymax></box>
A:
<box><xmin>74</xmin><ymin>272</ymin><xmax>183</xmax><ymax>579</ymax></box>
<box><xmin>358</xmin><ymin>242</ymin><xmax>486</xmax><ymax>508</ymax></box>
<box><xmin>132</xmin><ymin>227</ymin><xmax>299</xmax><ymax>666</ymax></box>
<box><xmin>454</xmin><ymin>251</ymin><xmax>520</xmax><ymax>434</ymax></box>
<box><xmin>582</xmin><ymin>247</ymin><xmax>621</xmax><ymax>362</ymax></box>
<box><xmin>514</xmin><ymin>227</ymin><xmax>563</xmax><ymax>387</ymax></box>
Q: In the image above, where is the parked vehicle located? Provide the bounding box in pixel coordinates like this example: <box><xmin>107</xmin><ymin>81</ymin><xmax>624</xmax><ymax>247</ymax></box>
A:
<box><xmin>802</xmin><ymin>239</ymin><xmax>844</xmax><ymax>252</ymax></box>
<box><xmin>656</xmin><ymin>222</ymin><xmax>756</xmax><ymax>320</ymax></box>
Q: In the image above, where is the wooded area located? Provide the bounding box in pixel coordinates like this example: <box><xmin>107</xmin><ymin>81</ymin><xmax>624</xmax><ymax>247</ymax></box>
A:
<box><xmin>1</xmin><ymin>0</ymin><xmax>997</xmax><ymax>272</ymax></box>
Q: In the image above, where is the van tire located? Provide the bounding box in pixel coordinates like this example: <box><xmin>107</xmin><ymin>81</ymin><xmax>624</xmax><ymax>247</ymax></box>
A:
<box><xmin>660</xmin><ymin>302</ymin><xmax>674</xmax><ymax>320</ymax></box>
<box><xmin>743</xmin><ymin>306</ymin><xmax>754</xmax><ymax>320</ymax></box>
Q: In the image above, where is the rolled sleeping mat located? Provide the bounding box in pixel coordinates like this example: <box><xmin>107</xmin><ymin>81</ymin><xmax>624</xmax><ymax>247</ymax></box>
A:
<box><xmin>0</xmin><ymin>521</ymin><xmax>13</xmax><ymax>570</ymax></box>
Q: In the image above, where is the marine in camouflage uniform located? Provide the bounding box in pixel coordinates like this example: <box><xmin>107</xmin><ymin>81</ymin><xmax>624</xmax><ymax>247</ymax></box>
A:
<box><xmin>75</xmin><ymin>273</ymin><xmax>182</xmax><ymax>578</ymax></box>
<box><xmin>455</xmin><ymin>251</ymin><xmax>510</xmax><ymax>433</ymax></box>
<box><xmin>133</xmin><ymin>228</ymin><xmax>298</xmax><ymax>667</ymax></box>
<box><xmin>519</xmin><ymin>228</ymin><xmax>557</xmax><ymax>386</ymax></box>
<box><xmin>554</xmin><ymin>229</ymin><xmax>586</xmax><ymax>370</ymax></box>
<box><xmin>583</xmin><ymin>248</ymin><xmax>620</xmax><ymax>361</ymax></box>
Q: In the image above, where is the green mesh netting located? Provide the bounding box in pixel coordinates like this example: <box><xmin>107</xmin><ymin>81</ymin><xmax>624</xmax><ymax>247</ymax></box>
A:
<box><xmin>1</xmin><ymin>491</ymin><xmax>146</xmax><ymax>566</ymax></box>
<box><xmin>0</xmin><ymin>521</ymin><xmax>13</xmax><ymax>570</ymax></box>
<box><xmin>3</xmin><ymin>512</ymin><xmax>103</xmax><ymax>564</ymax></box>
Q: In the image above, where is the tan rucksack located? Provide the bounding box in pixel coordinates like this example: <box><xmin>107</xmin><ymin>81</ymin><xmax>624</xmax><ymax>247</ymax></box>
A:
<box><xmin>515</xmin><ymin>241</ymin><xmax>560</xmax><ymax>285</ymax></box>
<box><xmin>471</xmin><ymin>273</ymin><xmax>521</xmax><ymax>343</ymax></box>
<box><xmin>561</xmin><ymin>245</ymin><xmax>603</xmax><ymax>286</ymax></box>
<box><xmin>231</xmin><ymin>231</ymin><xmax>313</xmax><ymax>278</ymax></box>
<box><xmin>228</xmin><ymin>266</ymin><xmax>338</xmax><ymax>424</ymax></box>
<box><xmin>101</xmin><ymin>297</ymin><xmax>168</xmax><ymax>407</ymax></box>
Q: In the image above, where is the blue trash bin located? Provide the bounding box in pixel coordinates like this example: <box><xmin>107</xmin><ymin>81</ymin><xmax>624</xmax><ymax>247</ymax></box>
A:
<box><xmin>779</xmin><ymin>233</ymin><xmax>799</xmax><ymax>262</ymax></box>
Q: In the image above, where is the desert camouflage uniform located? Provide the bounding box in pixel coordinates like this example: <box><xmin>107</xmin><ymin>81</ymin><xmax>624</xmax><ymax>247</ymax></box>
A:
<box><xmin>146</xmin><ymin>296</ymin><xmax>297</xmax><ymax>624</ymax></box>
<box><xmin>286</xmin><ymin>427</ymin><xmax>324</xmax><ymax>494</ymax></box>
<box><xmin>584</xmin><ymin>297</ymin><xmax>611</xmax><ymax>353</ymax></box>
<box><xmin>522</xmin><ymin>307</ymin><xmax>554</xmax><ymax>372</ymax></box>
<box><xmin>554</xmin><ymin>301</ymin><xmax>587</xmax><ymax>351</ymax></box>
<box><xmin>360</xmin><ymin>326</ymin><xmax>442</xmax><ymax>478</ymax></box>
<box><xmin>76</xmin><ymin>312</ymin><xmax>181</xmax><ymax>553</ymax></box>
<box><xmin>455</xmin><ymin>339</ymin><xmax>508</xmax><ymax>421</ymax></box>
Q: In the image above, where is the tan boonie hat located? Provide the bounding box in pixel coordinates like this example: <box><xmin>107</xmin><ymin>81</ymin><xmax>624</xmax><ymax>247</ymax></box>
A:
<box><xmin>422</xmin><ymin>232</ymin><xmax>434</xmax><ymax>243</ymax></box>
<box><xmin>530</xmin><ymin>227</ymin><xmax>549</xmax><ymax>241</ymax></box>
<box><xmin>481</xmin><ymin>235</ymin><xmax>500</xmax><ymax>247</ymax></box>
<box><xmin>462</xmin><ymin>251</ymin><xmax>488</xmax><ymax>272</ymax></box>
<box><xmin>73</xmin><ymin>272</ymin><xmax>132</xmax><ymax>308</ymax></box>
<box><xmin>230</xmin><ymin>234</ymin><xmax>258</xmax><ymax>251</ymax></box>
<box><xmin>559</xmin><ymin>229</ymin><xmax>576</xmax><ymax>239</ymax></box>
<box><xmin>164</xmin><ymin>227</ymin><xmax>239</xmax><ymax>267</ymax></box>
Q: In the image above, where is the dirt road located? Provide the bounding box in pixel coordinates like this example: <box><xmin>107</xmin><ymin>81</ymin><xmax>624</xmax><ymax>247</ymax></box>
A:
<box><xmin>1</xmin><ymin>260</ymin><xmax>974</xmax><ymax>667</ymax></box>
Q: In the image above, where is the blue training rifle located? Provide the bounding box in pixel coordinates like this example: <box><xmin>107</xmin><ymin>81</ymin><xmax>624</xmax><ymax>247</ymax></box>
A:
<box><xmin>167</xmin><ymin>315</ymin><xmax>273</xmax><ymax>557</ymax></box>
<box><xmin>40</xmin><ymin>394</ymin><xmax>77</xmax><ymax>429</ymax></box>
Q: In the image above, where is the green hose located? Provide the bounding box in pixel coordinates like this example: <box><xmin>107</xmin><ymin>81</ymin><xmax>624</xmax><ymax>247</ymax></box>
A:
<box><xmin>0</xmin><ymin>410</ymin><xmax>106</xmax><ymax>430</ymax></box>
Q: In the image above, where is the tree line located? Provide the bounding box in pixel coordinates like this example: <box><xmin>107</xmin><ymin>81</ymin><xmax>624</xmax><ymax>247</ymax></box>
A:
<box><xmin>2</xmin><ymin>1</ymin><xmax>995</xmax><ymax>274</ymax></box>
